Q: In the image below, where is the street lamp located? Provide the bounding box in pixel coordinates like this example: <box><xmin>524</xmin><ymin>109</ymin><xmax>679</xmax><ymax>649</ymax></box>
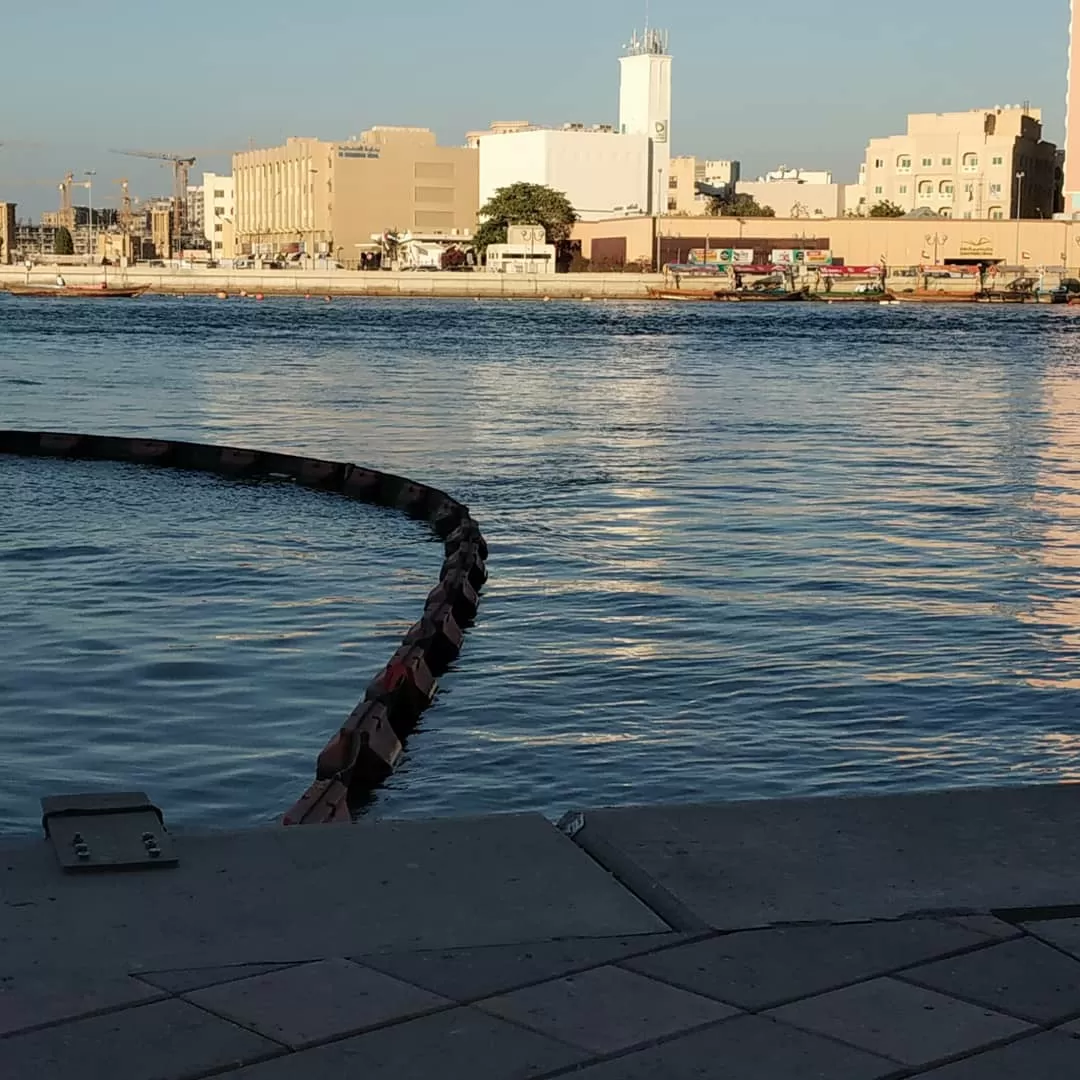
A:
<box><xmin>1015</xmin><ymin>171</ymin><xmax>1026</xmax><ymax>264</ymax></box>
<box><xmin>925</xmin><ymin>231</ymin><xmax>948</xmax><ymax>266</ymax></box>
<box><xmin>84</xmin><ymin>170</ymin><xmax>96</xmax><ymax>260</ymax></box>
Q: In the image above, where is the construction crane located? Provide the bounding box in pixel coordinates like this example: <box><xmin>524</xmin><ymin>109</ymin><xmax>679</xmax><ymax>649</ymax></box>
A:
<box><xmin>115</xmin><ymin>178</ymin><xmax>134</xmax><ymax>233</ymax></box>
<box><xmin>58</xmin><ymin>172</ymin><xmax>75</xmax><ymax>231</ymax></box>
<box><xmin>109</xmin><ymin>149</ymin><xmax>196</xmax><ymax>254</ymax></box>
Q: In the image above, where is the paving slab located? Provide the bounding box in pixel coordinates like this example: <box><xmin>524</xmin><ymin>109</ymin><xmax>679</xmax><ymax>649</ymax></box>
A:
<box><xmin>572</xmin><ymin>786</ymin><xmax>1080</xmax><ymax>928</ymax></box>
<box><xmin>560</xmin><ymin>1014</ymin><xmax>899</xmax><ymax>1080</ymax></box>
<box><xmin>0</xmin><ymin>813</ymin><xmax>664</xmax><ymax>977</ymax></box>
<box><xmin>216</xmin><ymin>1006</ymin><xmax>588</xmax><ymax>1080</ymax></box>
<box><xmin>899</xmin><ymin>936</ymin><xmax>1080</xmax><ymax>1024</ymax></box>
<box><xmin>916</xmin><ymin>1031</ymin><xmax>1080</xmax><ymax>1078</ymax></box>
<box><xmin>1023</xmin><ymin>917</ymin><xmax>1080</xmax><ymax>960</ymax></box>
<box><xmin>476</xmin><ymin>964</ymin><xmax>738</xmax><ymax>1054</ymax></box>
<box><xmin>136</xmin><ymin>962</ymin><xmax>302</xmax><ymax>995</ymax></box>
<box><xmin>621</xmin><ymin>917</ymin><xmax>988</xmax><ymax>1009</ymax></box>
<box><xmin>357</xmin><ymin>933</ymin><xmax>690</xmax><ymax>1002</ymax></box>
<box><xmin>187</xmin><ymin>958</ymin><xmax>450</xmax><ymax>1048</ymax></box>
<box><xmin>0</xmin><ymin>970</ymin><xmax>164</xmax><ymax>1037</ymax></box>
<box><xmin>941</xmin><ymin>915</ymin><xmax>1024</xmax><ymax>941</ymax></box>
<box><xmin>0</xmin><ymin>998</ymin><xmax>279</xmax><ymax>1080</ymax></box>
<box><xmin>767</xmin><ymin>976</ymin><xmax>1032</xmax><ymax>1067</ymax></box>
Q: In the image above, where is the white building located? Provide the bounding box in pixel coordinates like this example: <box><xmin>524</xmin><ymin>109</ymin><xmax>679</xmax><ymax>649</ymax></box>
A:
<box><xmin>479</xmin><ymin>126</ymin><xmax>649</xmax><ymax>221</ymax></box>
<box><xmin>477</xmin><ymin>29</ymin><xmax>673</xmax><ymax>221</ymax></box>
<box><xmin>736</xmin><ymin>166</ymin><xmax>845</xmax><ymax>219</ymax></box>
<box><xmin>202</xmin><ymin>173</ymin><xmax>235</xmax><ymax>259</ymax></box>
<box><xmin>486</xmin><ymin>225</ymin><xmax>557</xmax><ymax>275</ymax></box>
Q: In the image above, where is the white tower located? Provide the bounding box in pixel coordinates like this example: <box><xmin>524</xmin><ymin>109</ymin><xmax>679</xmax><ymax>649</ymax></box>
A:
<box><xmin>619</xmin><ymin>28</ymin><xmax>672</xmax><ymax>216</ymax></box>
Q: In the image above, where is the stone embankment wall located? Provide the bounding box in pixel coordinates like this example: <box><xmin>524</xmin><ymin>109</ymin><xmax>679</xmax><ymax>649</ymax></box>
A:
<box><xmin>0</xmin><ymin>267</ymin><xmax>661</xmax><ymax>299</ymax></box>
<box><xmin>0</xmin><ymin>430</ymin><xmax>488</xmax><ymax>826</ymax></box>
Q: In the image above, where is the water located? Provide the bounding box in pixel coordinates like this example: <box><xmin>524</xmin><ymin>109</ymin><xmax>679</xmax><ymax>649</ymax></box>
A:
<box><xmin>2</xmin><ymin>294</ymin><xmax>1080</xmax><ymax>835</ymax></box>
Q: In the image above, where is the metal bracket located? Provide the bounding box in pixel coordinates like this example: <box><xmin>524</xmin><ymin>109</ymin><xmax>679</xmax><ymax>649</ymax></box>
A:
<box><xmin>41</xmin><ymin>792</ymin><xmax>178</xmax><ymax>873</ymax></box>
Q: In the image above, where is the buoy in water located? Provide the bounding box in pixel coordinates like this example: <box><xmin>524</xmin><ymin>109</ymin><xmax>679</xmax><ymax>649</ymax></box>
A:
<box><xmin>324</xmin><ymin>295</ymin><xmax>332</xmax><ymax>302</ymax></box>
<box><xmin>255</xmin><ymin>293</ymin><xmax>265</xmax><ymax>301</ymax></box>
<box><xmin>216</xmin><ymin>291</ymin><xmax>228</xmax><ymax>300</ymax></box>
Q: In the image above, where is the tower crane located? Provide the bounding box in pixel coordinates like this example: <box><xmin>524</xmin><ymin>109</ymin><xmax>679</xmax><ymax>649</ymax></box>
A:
<box><xmin>109</xmin><ymin>149</ymin><xmax>196</xmax><ymax>253</ymax></box>
<box><xmin>114</xmin><ymin>178</ymin><xmax>134</xmax><ymax>233</ymax></box>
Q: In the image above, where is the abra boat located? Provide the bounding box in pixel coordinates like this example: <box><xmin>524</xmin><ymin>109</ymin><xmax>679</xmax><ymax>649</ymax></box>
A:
<box><xmin>7</xmin><ymin>283</ymin><xmax>150</xmax><ymax>298</ymax></box>
<box><xmin>891</xmin><ymin>290</ymin><xmax>978</xmax><ymax>305</ymax></box>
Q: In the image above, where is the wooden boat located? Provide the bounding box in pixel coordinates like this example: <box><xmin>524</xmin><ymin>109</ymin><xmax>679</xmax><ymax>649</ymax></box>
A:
<box><xmin>813</xmin><ymin>292</ymin><xmax>896</xmax><ymax>304</ymax></box>
<box><xmin>712</xmin><ymin>290</ymin><xmax>808</xmax><ymax>302</ymax></box>
<box><xmin>648</xmin><ymin>288</ymin><xmax>723</xmax><ymax>301</ymax></box>
<box><xmin>6</xmin><ymin>283</ymin><xmax>149</xmax><ymax>299</ymax></box>
<box><xmin>892</xmin><ymin>290</ymin><xmax>978</xmax><ymax>304</ymax></box>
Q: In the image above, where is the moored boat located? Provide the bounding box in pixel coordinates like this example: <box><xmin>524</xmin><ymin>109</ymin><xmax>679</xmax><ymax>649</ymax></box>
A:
<box><xmin>7</xmin><ymin>284</ymin><xmax>150</xmax><ymax>298</ymax></box>
<box><xmin>892</xmin><ymin>290</ymin><xmax>979</xmax><ymax>304</ymax></box>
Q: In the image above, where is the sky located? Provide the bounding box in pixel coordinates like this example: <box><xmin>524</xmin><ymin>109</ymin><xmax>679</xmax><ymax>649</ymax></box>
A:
<box><xmin>0</xmin><ymin>0</ymin><xmax>1072</xmax><ymax>217</ymax></box>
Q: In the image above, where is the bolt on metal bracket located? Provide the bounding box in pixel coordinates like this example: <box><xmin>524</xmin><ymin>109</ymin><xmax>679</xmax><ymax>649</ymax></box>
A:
<box><xmin>41</xmin><ymin>792</ymin><xmax>178</xmax><ymax>873</ymax></box>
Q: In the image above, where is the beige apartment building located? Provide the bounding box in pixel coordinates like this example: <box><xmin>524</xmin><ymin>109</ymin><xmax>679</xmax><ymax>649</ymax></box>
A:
<box><xmin>233</xmin><ymin>127</ymin><xmax>478</xmax><ymax>263</ymax></box>
<box><xmin>860</xmin><ymin>107</ymin><xmax>1059</xmax><ymax>220</ymax></box>
<box><xmin>667</xmin><ymin>157</ymin><xmax>740</xmax><ymax>214</ymax></box>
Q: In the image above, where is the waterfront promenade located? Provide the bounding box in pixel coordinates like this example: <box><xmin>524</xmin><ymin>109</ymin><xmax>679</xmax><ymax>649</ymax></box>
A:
<box><xmin>4</xmin><ymin>784</ymin><xmax>1080</xmax><ymax>1078</ymax></box>
<box><xmin>0</xmin><ymin>266</ymin><xmax>661</xmax><ymax>299</ymax></box>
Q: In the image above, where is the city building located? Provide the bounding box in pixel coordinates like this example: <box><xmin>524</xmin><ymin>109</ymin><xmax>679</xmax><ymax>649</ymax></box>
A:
<box><xmin>233</xmin><ymin>127</ymin><xmax>478</xmax><ymax>264</ymax></box>
<box><xmin>860</xmin><ymin>108</ymin><xmax>1060</xmax><ymax>220</ymax></box>
<box><xmin>202</xmin><ymin>173</ymin><xmax>236</xmax><ymax>260</ymax></box>
<box><xmin>667</xmin><ymin>159</ymin><xmax>741</xmax><ymax>214</ymax></box>
<box><xmin>477</xmin><ymin>29</ymin><xmax>672</xmax><ymax>221</ymax></box>
<box><xmin>736</xmin><ymin>166</ymin><xmax>845</xmax><ymax>218</ymax></box>
<box><xmin>478</xmin><ymin>124</ymin><xmax>650</xmax><ymax>221</ymax></box>
<box><xmin>0</xmin><ymin>202</ymin><xmax>15</xmax><ymax>264</ymax></box>
<box><xmin>573</xmin><ymin>213</ymin><xmax>1080</xmax><ymax>271</ymax></box>
<box><xmin>185</xmin><ymin>185</ymin><xmax>204</xmax><ymax>240</ymax></box>
<box><xmin>1066</xmin><ymin>0</ymin><xmax>1080</xmax><ymax>214</ymax></box>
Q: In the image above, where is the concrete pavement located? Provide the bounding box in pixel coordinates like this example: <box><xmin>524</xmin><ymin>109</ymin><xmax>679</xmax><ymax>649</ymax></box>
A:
<box><xmin>4</xmin><ymin>785</ymin><xmax>1080</xmax><ymax>1078</ymax></box>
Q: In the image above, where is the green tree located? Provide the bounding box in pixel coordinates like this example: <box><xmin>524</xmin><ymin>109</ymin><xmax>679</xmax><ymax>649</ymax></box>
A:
<box><xmin>474</xmin><ymin>183</ymin><xmax>578</xmax><ymax>259</ymax></box>
<box><xmin>706</xmin><ymin>192</ymin><xmax>776</xmax><ymax>218</ymax></box>
<box><xmin>868</xmin><ymin>200</ymin><xmax>906</xmax><ymax>218</ymax></box>
<box><xmin>54</xmin><ymin>226</ymin><xmax>74</xmax><ymax>256</ymax></box>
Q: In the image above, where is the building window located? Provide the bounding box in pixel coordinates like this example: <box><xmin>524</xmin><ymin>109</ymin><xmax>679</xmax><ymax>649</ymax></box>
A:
<box><xmin>667</xmin><ymin>198</ymin><xmax>677</xmax><ymax>211</ymax></box>
<box><xmin>940</xmin><ymin>181</ymin><xmax>953</xmax><ymax>195</ymax></box>
<box><xmin>963</xmin><ymin>153</ymin><xmax>979</xmax><ymax>171</ymax></box>
<box><xmin>992</xmin><ymin>156</ymin><xmax>1004</xmax><ymax>166</ymax></box>
<box><xmin>989</xmin><ymin>207</ymin><xmax>1004</xmax><ymax>220</ymax></box>
<box><xmin>214</xmin><ymin>207</ymin><xmax>225</xmax><ymax>216</ymax></box>
<box><xmin>214</xmin><ymin>224</ymin><xmax>223</xmax><ymax>233</ymax></box>
<box><xmin>668</xmin><ymin>177</ymin><xmax>678</xmax><ymax>189</ymax></box>
<box><xmin>921</xmin><ymin>157</ymin><xmax>933</xmax><ymax>167</ymax></box>
<box><xmin>874</xmin><ymin>185</ymin><xmax>883</xmax><ymax>195</ymax></box>
<box><xmin>940</xmin><ymin>208</ymin><xmax>952</xmax><ymax>218</ymax></box>
<box><xmin>989</xmin><ymin>183</ymin><xmax>1002</xmax><ymax>196</ymax></box>
<box><xmin>918</xmin><ymin>180</ymin><xmax>934</xmax><ymax>198</ymax></box>
<box><xmin>214</xmin><ymin>241</ymin><xmax>223</xmax><ymax>250</ymax></box>
<box><xmin>942</xmin><ymin>157</ymin><xmax>953</xmax><ymax>166</ymax></box>
<box><xmin>964</xmin><ymin>182</ymin><xmax>974</xmax><ymax>193</ymax></box>
<box><xmin>899</xmin><ymin>185</ymin><xmax>908</xmax><ymax>194</ymax></box>
<box><xmin>214</xmin><ymin>190</ymin><xmax>225</xmax><ymax>198</ymax></box>
<box><xmin>897</xmin><ymin>156</ymin><xmax>911</xmax><ymax>172</ymax></box>
<box><xmin>963</xmin><ymin>211</ymin><xmax>972</xmax><ymax>219</ymax></box>
<box><xmin>874</xmin><ymin>158</ymin><xmax>884</xmax><ymax>168</ymax></box>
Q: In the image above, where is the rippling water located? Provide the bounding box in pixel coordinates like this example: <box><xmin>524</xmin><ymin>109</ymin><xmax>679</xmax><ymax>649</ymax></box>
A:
<box><xmin>2</xmin><ymin>294</ymin><xmax>1080</xmax><ymax>835</ymax></box>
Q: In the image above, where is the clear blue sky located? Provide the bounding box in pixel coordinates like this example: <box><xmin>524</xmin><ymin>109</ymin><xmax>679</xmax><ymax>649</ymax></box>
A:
<box><xmin>0</xmin><ymin>0</ymin><xmax>1071</xmax><ymax>217</ymax></box>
